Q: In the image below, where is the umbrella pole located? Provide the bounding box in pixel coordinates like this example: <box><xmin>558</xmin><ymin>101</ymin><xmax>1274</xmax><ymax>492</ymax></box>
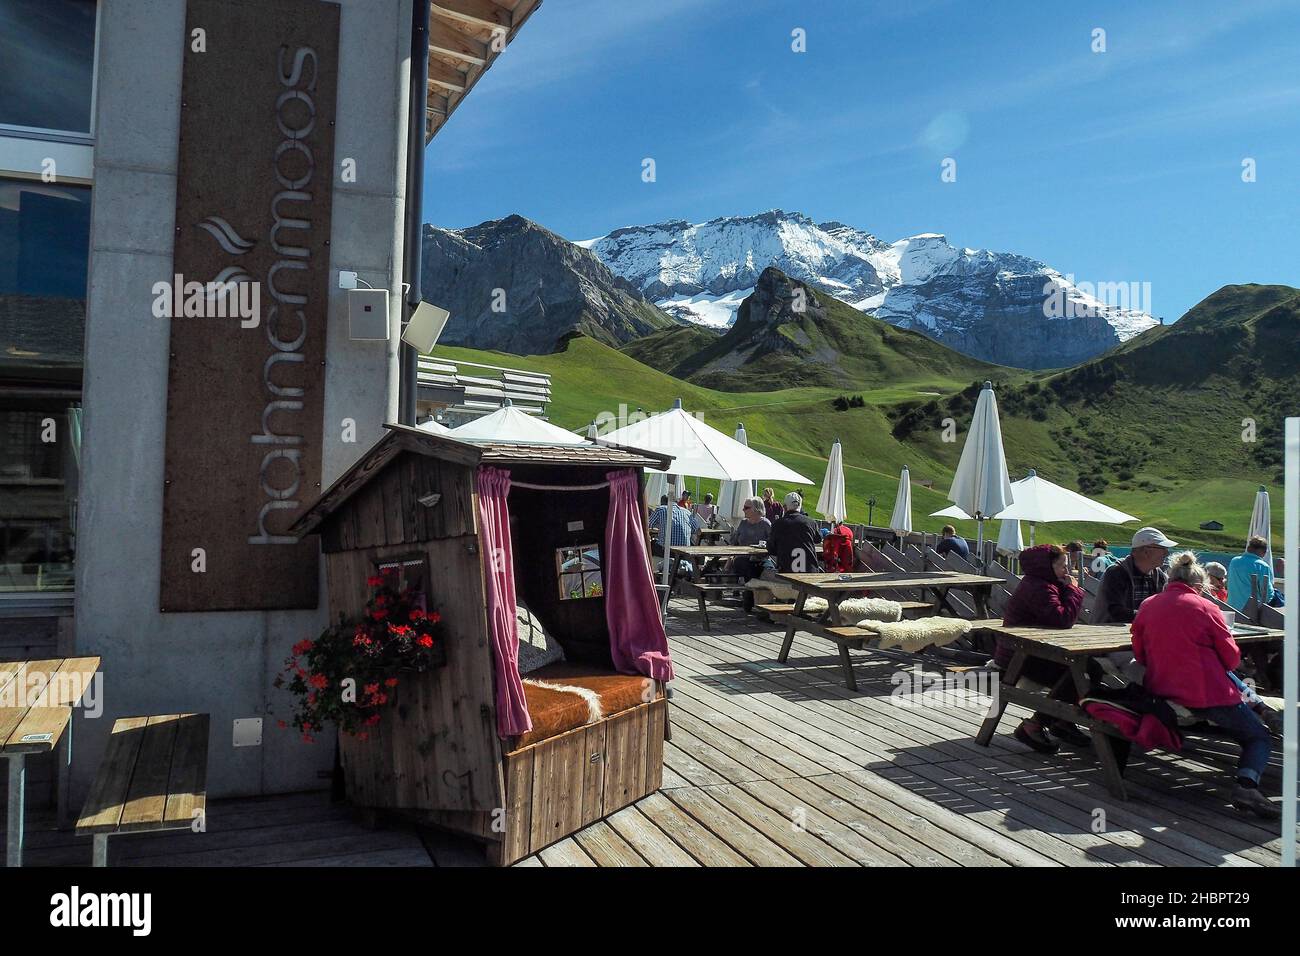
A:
<box><xmin>659</xmin><ymin>475</ymin><xmax>675</xmax><ymax>619</ymax></box>
<box><xmin>1029</xmin><ymin>522</ymin><xmax>1035</xmax><ymax>548</ymax></box>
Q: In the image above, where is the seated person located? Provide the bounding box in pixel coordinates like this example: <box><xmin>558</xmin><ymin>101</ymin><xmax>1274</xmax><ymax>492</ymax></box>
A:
<box><xmin>1089</xmin><ymin>539</ymin><xmax>1118</xmax><ymax>576</ymax></box>
<box><xmin>1203</xmin><ymin>562</ymin><xmax>1229</xmax><ymax>603</ymax></box>
<box><xmin>997</xmin><ymin>544</ymin><xmax>1089</xmax><ymax>752</ymax></box>
<box><xmin>934</xmin><ymin>525</ymin><xmax>969</xmax><ymax>560</ymax></box>
<box><xmin>648</xmin><ymin>494</ymin><xmax>701</xmax><ymax>563</ymax></box>
<box><xmin>1132</xmin><ymin>552</ymin><xmax>1279</xmax><ymax>818</ymax></box>
<box><xmin>693</xmin><ymin>493</ymin><xmax>717</xmax><ymax>528</ymax></box>
<box><xmin>1092</xmin><ymin>526</ymin><xmax>1173</xmax><ymax>624</ymax></box>
<box><xmin>1227</xmin><ymin>536</ymin><xmax>1283</xmax><ymax>610</ymax></box>
<box><xmin>767</xmin><ymin>492</ymin><xmax>823</xmax><ymax>574</ymax></box>
<box><xmin>728</xmin><ymin>496</ymin><xmax>773</xmax><ymax>608</ymax></box>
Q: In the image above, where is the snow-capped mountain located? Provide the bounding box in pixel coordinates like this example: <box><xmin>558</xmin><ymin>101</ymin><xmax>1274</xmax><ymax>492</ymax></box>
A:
<box><xmin>581</xmin><ymin>210</ymin><xmax>1160</xmax><ymax>369</ymax></box>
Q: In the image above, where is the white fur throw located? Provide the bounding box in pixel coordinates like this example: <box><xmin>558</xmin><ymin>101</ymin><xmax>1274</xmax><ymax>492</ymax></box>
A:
<box><xmin>523</xmin><ymin>679</ymin><xmax>602</xmax><ymax>723</ymax></box>
<box><xmin>870</xmin><ymin>617</ymin><xmax>971</xmax><ymax>652</ymax></box>
<box><xmin>743</xmin><ymin>580</ymin><xmax>902</xmax><ymax>623</ymax></box>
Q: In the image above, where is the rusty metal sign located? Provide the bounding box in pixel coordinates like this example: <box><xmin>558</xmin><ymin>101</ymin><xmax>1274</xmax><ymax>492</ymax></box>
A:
<box><xmin>161</xmin><ymin>0</ymin><xmax>339</xmax><ymax>610</ymax></box>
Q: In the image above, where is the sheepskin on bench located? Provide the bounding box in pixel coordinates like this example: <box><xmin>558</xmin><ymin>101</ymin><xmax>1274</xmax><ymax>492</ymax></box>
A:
<box><xmin>511</xmin><ymin>664</ymin><xmax>656</xmax><ymax>750</ymax></box>
<box><xmin>869</xmin><ymin>617</ymin><xmax>971</xmax><ymax>652</ymax></box>
<box><xmin>744</xmin><ymin>579</ymin><xmax>902</xmax><ymax>623</ymax></box>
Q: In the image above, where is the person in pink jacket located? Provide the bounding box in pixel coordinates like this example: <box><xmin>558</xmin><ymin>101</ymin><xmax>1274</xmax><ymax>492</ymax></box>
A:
<box><xmin>1132</xmin><ymin>551</ymin><xmax>1278</xmax><ymax>818</ymax></box>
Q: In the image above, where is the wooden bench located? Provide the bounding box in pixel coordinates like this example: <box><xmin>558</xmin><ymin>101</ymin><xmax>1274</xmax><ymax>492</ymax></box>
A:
<box><xmin>77</xmin><ymin>714</ymin><xmax>209</xmax><ymax>866</ymax></box>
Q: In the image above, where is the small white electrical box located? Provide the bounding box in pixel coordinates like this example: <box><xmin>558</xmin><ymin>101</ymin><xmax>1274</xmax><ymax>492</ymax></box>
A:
<box><xmin>232</xmin><ymin>718</ymin><xmax>263</xmax><ymax>747</ymax></box>
<box><xmin>348</xmin><ymin>288</ymin><xmax>390</xmax><ymax>340</ymax></box>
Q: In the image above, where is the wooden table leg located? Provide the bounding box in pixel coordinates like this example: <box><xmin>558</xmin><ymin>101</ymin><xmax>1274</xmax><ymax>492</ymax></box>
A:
<box><xmin>1067</xmin><ymin>659</ymin><xmax>1127</xmax><ymax>799</ymax></box>
<box><xmin>698</xmin><ymin>587</ymin><xmax>710</xmax><ymax>631</ymax></box>
<box><xmin>778</xmin><ymin>590</ymin><xmax>808</xmax><ymax>663</ymax></box>
<box><xmin>976</xmin><ymin>649</ymin><xmax>1025</xmax><ymax>746</ymax></box>
<box><xmin>5</xmin><ymin>754</ymin><xmax>24</xmax><ymax>867</ymax></box>
<box><xmin>972</xmin><ymin>586</ymin><xmax>991</xmax><ymax>619</ymax></box>
<box><xmin>57</xmin><ymin>714</ymin><xmax>73</xmax><ymax>830</ymax></box>
<box><xmin>837</xmin><ymin>641</ymin><xmax>858</xmax><ymax>691</ymax></box>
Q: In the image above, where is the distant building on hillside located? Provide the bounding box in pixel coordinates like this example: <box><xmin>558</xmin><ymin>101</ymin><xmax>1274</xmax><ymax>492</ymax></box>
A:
<box><xmin>417</xmin><ymin>357</ymin><xmax>553</xmax><ymax>428</ymax></box>
<box><xmin>1199</xmin><ymin>520</ymin><xmax>1224</xmax><ymax>531</ymax></box>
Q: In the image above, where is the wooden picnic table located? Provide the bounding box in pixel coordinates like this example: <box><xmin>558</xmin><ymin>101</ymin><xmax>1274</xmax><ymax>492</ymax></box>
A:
<box><xmin>1</xmin><ymin>656</ymin><xmax>101</xmax><ymax>866</ymax></box>
<box><xmin>970</xmin><ymin>620</ymin><xmax>1284</xmax><ymax>799</ymax></box>
<box><xmin>669</xmin><ymin>544</ymin><xmax>769</xmax><ymax>630</ymax></box>
<box><xmin>774</xmin><ymin>571</ymin><xmax>1004</xmax><ymax>688</ymax></box>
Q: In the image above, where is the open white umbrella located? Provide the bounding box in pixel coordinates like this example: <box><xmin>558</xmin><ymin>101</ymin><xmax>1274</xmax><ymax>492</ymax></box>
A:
<box><xmin>715</xmin><ymin>423</ymin><xmax>755</xmax><ymax>524</ymax></box>
<box><xmin>1249</xmin><ymin>484</ymin><xmax>1273</xmax><ymax>569</ymax></box>
<box><xmin>816</xmin><ymin>440</ymin><xmax>847</xmax><ymax>524</ymax></box>
<box><xmin>601</xmin><ymin>400</ymin><xmax>812</xmax><ymax>484</ymax></box>
<box><xmin>947</xmin><ymin>381</ymin><xmax>1014</xmax><ymax>560</ymax></box>
<box><xmin>452</xmin><ymin>401</ymin><xmax>587</xmax><ymax>445</ymax></box>
<box><xmin>934</xmin><ymin>468</ymin><xmax>1135</xmax><ymax>546</ymax></box>
<box><xmin>416</xmin><ymin>418</ymin><xmax>452</xmax><ymax>435</ymax></box>
<box><xmin>888</xmin><ymin>466</ymin><xmax>912</xmax><ymax>535</ymax></box>
<box><xmin>603</xmin><ymin>399</ymin><xmax>811</xmax><ymax>614</ymax></box>
<box><xmin>996</xmin><ymin>518</ymin><xmax>1024</xmax><ymax>556</ymax></box>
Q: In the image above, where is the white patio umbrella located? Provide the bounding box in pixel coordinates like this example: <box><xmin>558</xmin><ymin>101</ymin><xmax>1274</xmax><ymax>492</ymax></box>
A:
<box><xmin>416</xmin><ymin>418</ymin><xmax>452</xmax><ymax>435</ymax></box>
<box><xmin>586</xmin><ymin>421</ymin><xmax>599</xmax><ymax>440</ymax></box>
<box><xmin>934</xmin><ymin>468</ymin><xmax>1135</xmax><ymax>546</ymax></box>
<box><xmin>451</xmin><ymin>401</ymin><xmax>587</xmax><ymax>445</ymax></box>
<box><xmin>816</xmin><ymin>440</ymin><xmax>847</xmax><ymax>525</ymax></box>
<box><xmin>888</xmin><ymin>466</ymin><xmax>913</xmax><ymax>535</ymax></box>
<box><xmin>1248</xmin><ymin>484</ymin><xmax>1273</xmax><ymax>569</ymax></box>
<box><xmin>601</xmin><ymin>400</ymin><xmax>812</xmax><ymax>484</ymax></box>
<box><xmin>996</xmin><ymin>518</ymin><xmax>1024</xmax><ymax>556</ymax></box>
<box><xmin>602</xmin><ymin>399</ymin><xmax>812</xmax><ymax>614</ymax></box>
<box><xmin>715</xmin><ymin>423</ymin><xmax>755</xmax><ymax>524</ymax></box>
<box><xmin>946</xmin><ymin>381</ymin><xmax>1014</xmax><ymax>560</ymax></box>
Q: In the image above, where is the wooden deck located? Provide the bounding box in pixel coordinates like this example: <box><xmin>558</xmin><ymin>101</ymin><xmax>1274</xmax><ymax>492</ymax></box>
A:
<box><xmin>8</xmin><ymin>597</ymin><xmax>1289</xmax><ymax>866</ymax></box>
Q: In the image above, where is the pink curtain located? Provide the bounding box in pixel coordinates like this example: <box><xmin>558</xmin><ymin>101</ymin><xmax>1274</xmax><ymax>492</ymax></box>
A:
<box><xmin>604</xmin><ymin>469</ymin><xmax>674</xmax><ymax>681</ymax></box>
<box><xmin>477</xmin><ymin>466</ymin><xmax>532</xmax><ymax>737</ymax></box>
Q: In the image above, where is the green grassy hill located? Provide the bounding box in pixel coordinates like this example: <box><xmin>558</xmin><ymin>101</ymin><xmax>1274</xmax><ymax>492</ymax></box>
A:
<box><xmin>432</xmin><ymin>284</ymin><xmax>1295</xmax><ymax>551</ymax></box>
<box><xmin>621</xmin><ymin>267</ymin><xmax>1008</xmax><ymax>392</ymax></box>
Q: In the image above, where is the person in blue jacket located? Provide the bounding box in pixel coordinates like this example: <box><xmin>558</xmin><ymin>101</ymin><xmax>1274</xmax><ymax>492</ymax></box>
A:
<box><xmin>1227</xmin><ymin>536</ymin><xmax>1284</xmax><ymax>610</ymax></box>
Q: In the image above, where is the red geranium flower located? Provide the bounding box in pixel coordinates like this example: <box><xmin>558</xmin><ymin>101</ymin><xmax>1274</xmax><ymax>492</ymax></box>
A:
<box><xmin>364</xmin><ymin>682</ymin><xmax>380</xmax><ymax>695</ymax></box>
<box><xmin>427</xmin><ymin>611</ymin><xmax>442</xmax><ymax>625</ymax></box>
<box><xmin>384</xmin><ymin>677</ymin><xmax>399</xmax><ymax>687</ymax></box>
<box><xmin>308</xmin><ymin>673</ymin><xmax>329</xmax><ymax>690</ymax></box>
<box><xmin>417</xmin><ymin>634</ymin><xmax>434</xmax><ymax>648</ymax></box>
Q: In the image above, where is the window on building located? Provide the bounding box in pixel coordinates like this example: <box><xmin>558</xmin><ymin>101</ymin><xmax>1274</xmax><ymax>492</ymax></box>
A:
<box><xmin>0</xmin><ymin>176</ymin><xmax>89</xmax><ymax>594</ymax></box>
<box><xmin>0</xmin><ymin>0</ymin><xmax>98</xmax><ymax>136</ymax></box>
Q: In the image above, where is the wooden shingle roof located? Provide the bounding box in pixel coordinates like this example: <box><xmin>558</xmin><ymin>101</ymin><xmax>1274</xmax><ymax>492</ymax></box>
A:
<box><xmin>290</xmin><ymin>423</ymin><xmax>673</xmax><ymax>537</ymax></box>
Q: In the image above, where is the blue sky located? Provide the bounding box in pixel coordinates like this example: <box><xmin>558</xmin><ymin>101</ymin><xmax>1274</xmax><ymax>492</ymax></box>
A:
<box><xmin>423</xmin><ymin>0</ymin><xmax>1300</xmax><ymax>321</ymax></box>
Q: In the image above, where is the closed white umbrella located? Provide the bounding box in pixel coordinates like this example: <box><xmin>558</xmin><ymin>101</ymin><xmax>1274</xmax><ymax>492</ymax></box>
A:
<box><xmin>452</xmin><ymin>401</ymin><xmax>587</xmax><ymax>445</ymax></box>
<box><xmin>996</xmin><ymin>518</ymin><xmax>1024</xmax><ymax>556</ymax></box>
<box><xmin>601</xmin><ymin>400</ymin><xmax>812</xmax><ymax>484</ymax></box>
<box><xmin>947</xmin><ymin>381</ymin><xmax>1014</xmax><ymax>560</ymax></box>
<box><xmin>715</xmin><ymin>423</ymin><xmax>755</xmax><ymax>523</ymax></box>
<box><xmin>644</xmin><ymin>470</ymin><xmax>683</xmax><ymax>510</ymax></box>
<box><xmin>888</xmin><ymin>466</ymin><xmax>912</xmax><ymax>535</ymax></box>
<box><xmin>816</xmin><ymin>440</ymin><xmax>847</xmax><ymax>524</ymax></box>
<box><xmin>1248</xmin><ymin>485</ymin><xmax>1273</xmax><ymax>569</ymax></box>
<box><xmin>586</xmin><ymin>421</ymin><xmax>599</xmax><ymax>440</ymax></box>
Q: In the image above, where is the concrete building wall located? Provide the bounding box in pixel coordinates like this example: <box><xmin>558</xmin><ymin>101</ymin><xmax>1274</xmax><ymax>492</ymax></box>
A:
<box><xmin>74</xmin><ymin>0</ymin><xmax>413</xmax><ymax>800</ymax></box>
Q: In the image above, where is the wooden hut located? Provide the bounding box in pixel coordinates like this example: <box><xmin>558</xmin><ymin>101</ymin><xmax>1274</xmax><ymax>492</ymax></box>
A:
<box><xmin>291</xmin><ymin>424</ymin><xmax>675</xmax><ymax>864</ymax></box>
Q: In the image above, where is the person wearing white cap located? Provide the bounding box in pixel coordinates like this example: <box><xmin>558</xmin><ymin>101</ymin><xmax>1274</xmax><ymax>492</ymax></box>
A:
<box><xmin>1091</xmin><ymin>526</ymin><xmax>1176</xmax><ymax>625</ymax></box>
<box><xmin>766</xmin><ymin>491</ymin><xmax>823</xmax><ymax>574</ymax></box>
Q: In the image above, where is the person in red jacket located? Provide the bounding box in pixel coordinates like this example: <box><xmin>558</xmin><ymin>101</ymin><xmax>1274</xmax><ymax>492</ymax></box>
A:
<box><xmin>998</xmin><ymin>544</ymin><xmax>1089</xmax><ymax>753</ymax></box>
<box><xmin>1132</xmin><ymin>551</ymin><xmax>1278</xmax><ymax>818</ymax></box>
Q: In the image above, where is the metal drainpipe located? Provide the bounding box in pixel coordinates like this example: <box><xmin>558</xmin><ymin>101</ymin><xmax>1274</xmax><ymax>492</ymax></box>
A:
<box><xmin>398</xmin><ymin>0</ymin><xmax>429</xmax><ymax>425</ymax></box>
